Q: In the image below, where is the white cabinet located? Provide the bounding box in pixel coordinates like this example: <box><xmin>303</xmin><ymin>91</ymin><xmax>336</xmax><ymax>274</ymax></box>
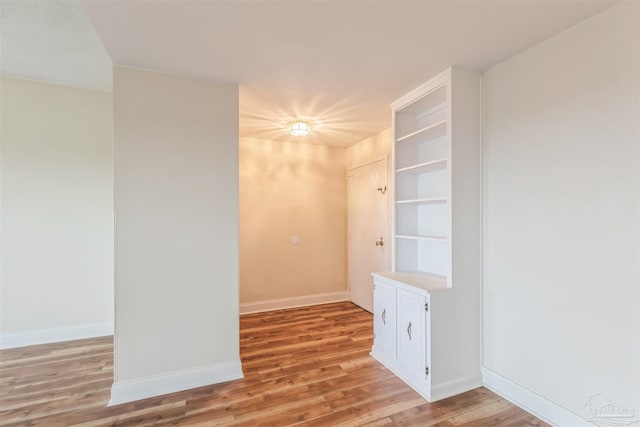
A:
<box><xmin>371</xmin><ymin>272</ymin><xmax>482</xmax><ymax>403</ymax></box>
<box><xmin>397</xmin><ymin>288</ymin><xmax>427</xmax><ymax>381</ymax></box>
<box><xmin>372</xmin><ymin>280</ymin><xmax>396</xmax><ymax>361</ymax></box>
<box><xmin>370</xmin><ymin>274</ymin><xmax>432</xmax><ymax>401</ymax></box>
<box><xmin>371</xmin><ymin>67</ymin><xmax>481</xmax><ymax>402</ymax></box>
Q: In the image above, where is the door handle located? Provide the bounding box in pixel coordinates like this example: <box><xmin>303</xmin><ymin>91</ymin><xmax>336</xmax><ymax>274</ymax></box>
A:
<box><xmin>382</xmin><ymin>309</ymin><xmax>386</xmax><ymax>325</ymax></box>
<box><xmin>407</xmin><ymin>321</ymin><xmax>412</xmax><ymax>340</ymax></box>
<box><xmin>375</xmin><ymin>237</ymin><xmax>384</xmax><ymax>246</ymax></box>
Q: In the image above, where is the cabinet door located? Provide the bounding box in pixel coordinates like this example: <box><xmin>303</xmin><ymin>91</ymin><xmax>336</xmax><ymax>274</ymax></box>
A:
<box><xmin>373</xmin><ymin>280</ymin><xmax>396</xmax><ymax>360</ymax></box>
<box><xmin>397</xmin><ymin>288</ymin><xmax>426</xmax><ymax>380</ymax></box>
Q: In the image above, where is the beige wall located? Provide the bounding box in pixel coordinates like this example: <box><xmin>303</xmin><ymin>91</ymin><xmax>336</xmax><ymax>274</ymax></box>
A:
<box><xmin>482</xmin><ymin>1</ymin><xmax>638</xmax><ymax>421</ymax></box>
<box><xmin>239</xmin><ymin>138</ymin><xmax>347</xmax><ymax>303</ymax></box>
<box><xmin>111</xmin><ymin>67</ymin><xmax>240</xmax><ymax>403</ymax></box>
<box><xmin>346</xmin><ymin>128</ymin><xmax>393</xmax><ymax>268</ymax></box>
<box><xmin>0</xmin><ymin>76</ymin><xmax>113</xmax><ymax>348</ymax></box>
<box><xmin>345</xmin><ymin>128</ymin><xmax>392</xmax><ymax>169</ymax></box>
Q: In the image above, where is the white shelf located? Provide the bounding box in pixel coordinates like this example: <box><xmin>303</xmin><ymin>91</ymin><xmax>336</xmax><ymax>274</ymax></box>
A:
<box><xmin>395</xmin><ymin>159</ymin><xmax>447</xmax><ymax>175</ymax></box>
<box><xmin>396</xmin><ymin>197</ymin><xmax>448</xmax><ymax>205</ymax></box>
<box><xmin>396</xmin><ymin>120</ymin><xmax>447</xmax><ymax>144</ymax></box>
<box><xmin>396</xmin><ymin>234</ymin><xmax>447</xmax><ymax>242</ymax></box>
<box><xmin>372</xmin><ymin>271</ymin><xmax>447</xmax><ymax>292</ymax></box>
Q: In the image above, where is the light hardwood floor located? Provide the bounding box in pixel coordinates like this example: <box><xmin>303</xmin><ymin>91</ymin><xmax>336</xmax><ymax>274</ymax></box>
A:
<box><xmin>0</xmin><ymin>302</ymin><xmax>547</xmax><ymax>426</ymax></box>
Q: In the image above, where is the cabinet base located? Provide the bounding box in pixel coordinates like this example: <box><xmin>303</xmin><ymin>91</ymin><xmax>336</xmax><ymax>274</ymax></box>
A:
<box><xmin>431</xmin><ymin>374</ymin><xmax>482</xmax><ymax>402</ymax></box>
<box><xmin>370</xmin><ymin>351</ymin><xmax>481</xmax><ymax>403</ymax></box>
<box><xmin>370</xmin><ymin>350</ymin><xmax>431</xmax><ymax>402</ymax></box>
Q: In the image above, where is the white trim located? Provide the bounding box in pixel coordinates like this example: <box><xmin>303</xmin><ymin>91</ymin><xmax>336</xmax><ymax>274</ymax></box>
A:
<box><xmin>479</xmin><ymin>72</ymin><xmax>485</xmax><ymax>372</ymax></box>
<box><xmin>347</xmin><ymin>156</ymin><xmax>387</xmax><ymax>172</ymax></box>
<box><xmin>0</xmin><ymin>322</ymin><xmax>113</xmax><ymax>349</ymax></box>
<box><xmin>109</xmin><ymin>359</ymin><xmax>243</xmax><ymax>406</ymax></box>
<box><xmin>391</xmin><ymin>68</ymin><xmax>450</xmax><ymax>110</ymax></box>
<box><xmin>482</xmin><ymin>367</ymin><xmax>592</xmax><ymax>426</ymax></box>
<box><xmin>239</xmin><ymin>291</ymin><xmax>348</xmax><ymax>315</ymax></box>
<box><xmin>431</xmin><ymin>374</ymin><xmax>482</xmax><ymax>402</ymax></box>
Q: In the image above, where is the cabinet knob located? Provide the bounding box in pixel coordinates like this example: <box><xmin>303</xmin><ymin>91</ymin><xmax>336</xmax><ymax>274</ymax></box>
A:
<box><xmin>407</xmin><ymin>321</ymin><xmax>412</xmax><ymax>340</ymax></box>
<box><xmin>382</xmin><ymin>309</ymin><xmax>386</xmax><ymax>325</ymax></box>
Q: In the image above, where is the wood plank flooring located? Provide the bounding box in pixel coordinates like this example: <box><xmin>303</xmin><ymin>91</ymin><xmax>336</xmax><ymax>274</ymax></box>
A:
<box><xmin>0</xmin><ymin>302</ymin><xmax>548</xmax><ymax>426</ymax></box>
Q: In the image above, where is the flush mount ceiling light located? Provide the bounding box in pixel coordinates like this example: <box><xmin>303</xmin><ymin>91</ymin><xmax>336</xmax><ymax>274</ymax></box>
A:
<box><xmin>288</xmin><ymin>120</ymin><xmax>311</xmax><ymax>137</ymax></box>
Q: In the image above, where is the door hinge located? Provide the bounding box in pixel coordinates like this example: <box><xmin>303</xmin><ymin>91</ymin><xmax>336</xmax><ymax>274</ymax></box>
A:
<box><xmin>425</xmin><ymin>303</ymin><xmax>428</xmax><ymax>311</ymax></box>
<box><xmin>373</xmin><ymin>283</ymin><xmax>376</xmax><ymax>290</ymax></box>
<box><xmin>425</xmin><ymin>367</ymin><xmax>429</xmax><ymax>376</ymax></box>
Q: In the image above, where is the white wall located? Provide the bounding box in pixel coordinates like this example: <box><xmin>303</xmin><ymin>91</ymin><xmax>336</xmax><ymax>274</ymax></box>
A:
<box><xmin>0</xmin><ymin>76</ymin><xmax>114</xmax><ymax>348</ymax></box>
<box><xmin>239</xmin><ymin>137</ymin><xmax>347</xmax><ymax>309</ymax></box>
<box><xmin>482</xmin><ymin>2</ymin><xmax>639</xmax><ymax>423</ymax></box>
<box><xmin>111</xmin><ymin>66</ymin><xmax>241</xmax><ymax>404</ymax></box>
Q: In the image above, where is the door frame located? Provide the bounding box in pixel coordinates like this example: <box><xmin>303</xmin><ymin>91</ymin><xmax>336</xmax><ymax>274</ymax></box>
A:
<box><xmin>347</xmin><ymin>156</ymin><xmax>389</xmax><ymax>304</ymax></box>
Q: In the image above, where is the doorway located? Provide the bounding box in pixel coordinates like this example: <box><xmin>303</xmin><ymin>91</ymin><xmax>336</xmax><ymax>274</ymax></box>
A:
<box><xmin>347</xmin><ymin>159</ymin><xmax>388</xmax><ymax>313</ymax></box>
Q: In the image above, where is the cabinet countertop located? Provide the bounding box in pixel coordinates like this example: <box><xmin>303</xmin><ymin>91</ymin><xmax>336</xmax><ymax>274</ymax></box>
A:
<box><xmin>372</xmin><ymin>271</ymin><xmax>449</xmax><ymax>292</ymax></box>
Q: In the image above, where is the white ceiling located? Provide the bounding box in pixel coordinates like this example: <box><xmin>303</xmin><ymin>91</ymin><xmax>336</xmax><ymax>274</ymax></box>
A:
<box><xmin>2</xmin><ymin>1</ymin><xmax>617</xmax><ymax>147</ymax></box>
<box><xmin>0</xmin><ymin>0</ymin><xmax>112</xmax><ymax>92</ymax></box>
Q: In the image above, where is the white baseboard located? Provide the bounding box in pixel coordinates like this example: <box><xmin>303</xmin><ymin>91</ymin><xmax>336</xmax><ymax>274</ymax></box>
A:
<box><xmin>240</xmin><ymin>291</ymin><xmax>348</xmax><ymax>314</ymax></box>
<box><xmin>482</xmin><ymin>367</ymin><xmax>590</xmax><ymax>426</ymax></box>
<box><xmin>109</xmin><ymin>359</ymin><xmax>243</xmax><ymax>406</ymax></box>
<box><xmin>371</xmin><ymin>350</ymin><xmax>481</xmax><ymax>404</ymax></box>
<box><xmin>0</xmin><ymin>322</ymin><xmax>114</xmax><ymax>349</ymax></box>
<box><xmin>431</xmin><ymin>374</ymin><xmax>482</xmax><ymax>402</ymax></box>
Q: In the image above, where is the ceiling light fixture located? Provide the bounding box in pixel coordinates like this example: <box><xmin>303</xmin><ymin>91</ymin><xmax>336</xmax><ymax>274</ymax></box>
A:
<box><xmin>288</xmin><ymin>120</ymin><xmax>311</xmax><ymax>137</ymax></box>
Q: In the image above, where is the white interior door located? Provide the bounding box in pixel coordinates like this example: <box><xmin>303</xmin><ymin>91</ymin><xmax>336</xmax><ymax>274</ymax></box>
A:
<box><xmin>348</xmin><ymin>159</ymin><xmax>387</xmax><ymax>313</ymax></box>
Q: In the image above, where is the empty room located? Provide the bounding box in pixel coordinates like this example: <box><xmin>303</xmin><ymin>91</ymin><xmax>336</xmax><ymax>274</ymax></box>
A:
<box><xmin>1</xmin><ymin>1</ymin><xmax>638</xmax><ymax>426</ymax></box>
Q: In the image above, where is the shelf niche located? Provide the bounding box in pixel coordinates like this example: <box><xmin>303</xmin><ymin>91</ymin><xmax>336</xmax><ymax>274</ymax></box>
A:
<box><xmin>391</xmin><ymin>67</ymin><xmax>480</xmax><ymax>288</ymax></box>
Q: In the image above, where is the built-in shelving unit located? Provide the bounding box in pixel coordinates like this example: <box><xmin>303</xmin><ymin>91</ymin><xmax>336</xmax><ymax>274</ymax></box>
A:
<box><xmin>371</xmin><ymin>67</ymin><xmax>482</xmax><ymax>403</ymax></box>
